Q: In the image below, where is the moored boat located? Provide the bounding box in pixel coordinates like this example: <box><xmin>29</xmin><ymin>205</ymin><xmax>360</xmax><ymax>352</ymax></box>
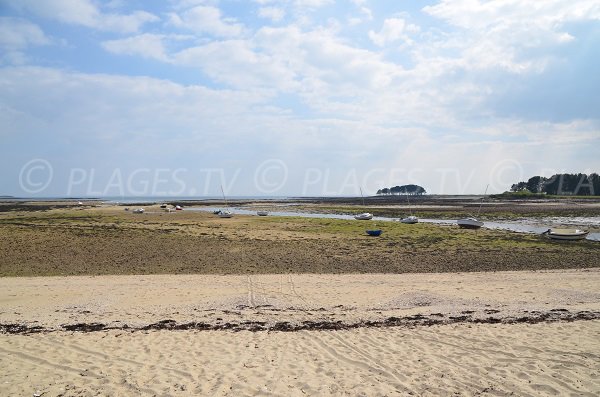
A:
<box><xmin>543</xmin><ymin>228</ymin><xmax>588</xmax><ymax>241</ymax></box>
<box><xmin>400</xmin><ymin>215</ymin><xmax>418</xmax><ymax>224</ymax></box>
<box><xmin>457</xmin><ymin>217</ymin><xmax>483</xmax><ymax>229</ymax></box>
<box><xmin>257</xmin><ymin>210</ymin><xmax>269</xmax><ymax>216</ymax></box>
<box><xmin>218</xmin><ymin>210</ymin><xmax>234</xmax><ymax>218</ymax></box>
<box><xmin>355</xmin><ymin>187</ymin><xmax>373</xmax><ymax>220</ymax></box>
<box><xmin>366</xmin><ymin>229</ymin><xmax>382</xmax><ymax>236</ymax></box>
<box><xmin>354</xmin><ymin>212</ymin><xmax>373</xmax><ymax>220</ymax></box>
<box><xmin>457</xmin><ymin>185</ymin><xmax>488</xmax><ymax>230</ymax></box>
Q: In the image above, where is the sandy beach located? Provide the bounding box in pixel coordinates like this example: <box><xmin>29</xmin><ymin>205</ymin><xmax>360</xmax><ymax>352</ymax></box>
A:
<box><xmin>1</xmin><ymin>270</ymin><xmax>600</xmax><ymax>396</ymax></box>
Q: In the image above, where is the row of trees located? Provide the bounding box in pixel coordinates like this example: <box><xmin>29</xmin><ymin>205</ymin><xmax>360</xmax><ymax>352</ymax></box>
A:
<box><xmin>510</xmin><ymin>173</ymin><xmax>600</xmax><ymax>196</ymax></box>
<box><xmin>376</xmin><ymin>184</ymin><xmax>426</xmax><ymax>195</ymax></box>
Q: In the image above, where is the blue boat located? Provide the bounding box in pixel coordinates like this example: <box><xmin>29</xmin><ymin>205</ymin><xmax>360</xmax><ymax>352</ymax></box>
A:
<box><xmin>366</xmin><ymin>229</ymin><xmax>382</xmax><ymax>236</ymax></box>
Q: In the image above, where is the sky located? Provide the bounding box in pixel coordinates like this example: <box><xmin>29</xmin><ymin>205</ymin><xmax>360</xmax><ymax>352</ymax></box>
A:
<box><xmin>1</xmin><ymin>0</ymin><xmax>599</xmax><ymax>197</ymax></box>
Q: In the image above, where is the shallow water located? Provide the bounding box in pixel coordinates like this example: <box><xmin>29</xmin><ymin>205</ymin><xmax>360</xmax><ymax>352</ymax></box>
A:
<box><xmin>189</xmin><ymin>206</ymin><xmax>600</xmax><ymax>242</ymax></box>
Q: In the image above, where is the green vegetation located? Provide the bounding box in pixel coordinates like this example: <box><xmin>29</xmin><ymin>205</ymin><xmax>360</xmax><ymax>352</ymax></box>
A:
<box><xmin>510</xmin><ymin>173</ymin><xmax>600</xmax><ymax>196</ymax></box>
<box><xmin>376</xmin><ymin>184</ymin><xmax>426</xmax><ymax>195</ymax></box>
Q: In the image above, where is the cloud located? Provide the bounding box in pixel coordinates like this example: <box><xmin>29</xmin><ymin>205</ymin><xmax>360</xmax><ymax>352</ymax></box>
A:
<box><xmin>368</xmin><ymin>17</ymin><xmax>419</xmax><ymax>47</ymax></box>
<box><xmin>4</xmin><ymin>0</ymin><xmax>158</xmax><ymax>33</ymax></box>
<box><xmin>0</xmin><ymin>17</ymin><xmax>50</xmax><ymax>49</ymax></box>
<box><xmin>423</xmin><ymin>0</ymin><xmax>600</xmax><ymax>73</ymax></box>
<box><xmin>168</xmin><ymin>5</ymin><xmax>244</xmax><ymax>37</ymax></box>
<box><xmin>1</xmin><ymin>65</ymin><xmax>598</xmax><ymax>195</ymax></box>
<box><xmin>102</xmin><ymin>34</ymin><xmax>169</xmax><ymax>61</ymax></box>
<box><xmin>0</xmin><ymin>17</ymin><xmax>51</xmax><ymax>64</ymax></box>
<box><xmin>258</xmin><ymin>7</ymin><xmax>286</xmax><ymax>22</ymax></box>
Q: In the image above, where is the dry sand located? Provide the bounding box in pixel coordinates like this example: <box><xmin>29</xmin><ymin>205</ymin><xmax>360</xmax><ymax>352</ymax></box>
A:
<box><xmin>2</xmin><ymin>269</ymin><xmax>600</xmax><ymax>396</ymax></box>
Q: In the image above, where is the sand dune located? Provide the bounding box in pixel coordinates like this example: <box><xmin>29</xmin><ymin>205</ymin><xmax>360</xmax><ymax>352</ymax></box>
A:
<box><xmin>1</xmin><ymin>322</ymin><xmax>599</xmax><ymax>396</ymax></box>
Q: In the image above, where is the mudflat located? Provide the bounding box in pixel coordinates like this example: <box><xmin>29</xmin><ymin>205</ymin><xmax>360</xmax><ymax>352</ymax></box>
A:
<box><xmin>0</xmin><ymin>204</ymin><xmax>598</xmax><ymax>276</ymax></box>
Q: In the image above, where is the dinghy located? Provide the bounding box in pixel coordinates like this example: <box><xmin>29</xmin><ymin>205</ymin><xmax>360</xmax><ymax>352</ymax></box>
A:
<box><xmin>256</xmin><ymin>211</ymin><xmax>269</xmax><ymax>216</ymax></box>
<box><xmin>366</xmin><ymin>229</ymin><xmax>382</xmax><ymax>236</ymax></box>
<box><xmin>543</xmin><ymin>228</ymin><xmax>588</xmax><ymax>241</ymax></box>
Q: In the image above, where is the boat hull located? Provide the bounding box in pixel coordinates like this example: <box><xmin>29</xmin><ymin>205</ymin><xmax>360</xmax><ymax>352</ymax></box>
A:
<box><xmin>400</xmin><ymin>217</ymin><xmax>418</xmax><ymax>224</ymax></box>
<box><xmin>546</xmin><ymin>229</ymin><xmax>588</xmax><ymax>241</ymax></box>
<box><xmin>354</xmin><ymin>213</ymin><xmax>373</xmax><ymax>220</ymax></box>
<box><xmin>257</xmin><ymin>211</ymin><xmax>269</xmax><ymax>216</ymax></box>
<box><xmin>366</xmin><ymin>230</ymin><xmax>382</xmax><ymax>236</ymax></box>
<box><xmin>457</xmin><ymin>218</ymin><xmax>483</xmax><ymax>229</ymax></box>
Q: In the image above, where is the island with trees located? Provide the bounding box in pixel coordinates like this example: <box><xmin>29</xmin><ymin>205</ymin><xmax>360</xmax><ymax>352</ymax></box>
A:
<box><xmin>376</xmin><ymin>184</ymin><xmax>426</xmax><ymax>195</ymax></box>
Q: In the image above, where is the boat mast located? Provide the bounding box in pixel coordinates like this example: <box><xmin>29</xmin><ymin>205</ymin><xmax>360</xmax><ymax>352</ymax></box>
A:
<box><xmin>360</xmin><ymin>187</ymin><xmax>365</xmax><ymax>207</ymax></box>
<box><xmin>406</xmin><ymin>192</ymin><xmax>412</xmax><ymax>216</ymax></box>
<box><xmin>476</xmin><ymin>184</ymin><xmax>489</xmax><ymax>217</ymax></box>
<box><xmin>220</xmin><ymin>184</ymin><xmax>228</xmax><ymax>208</ymax></box>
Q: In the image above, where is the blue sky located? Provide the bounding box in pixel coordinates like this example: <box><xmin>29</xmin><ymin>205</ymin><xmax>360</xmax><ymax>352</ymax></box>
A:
<box><xmin>1</xmin><ymin>0</ymin><xmax>599</xmax><ymax>196</ymax></box>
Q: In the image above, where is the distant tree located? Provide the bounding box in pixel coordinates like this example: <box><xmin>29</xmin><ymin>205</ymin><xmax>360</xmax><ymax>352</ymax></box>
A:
<box><xmin>376</xmin><ymin>189</ymin><xmax>382</xmax><ymax>195</ymax></box>
<box><xmin>510</xmin><ymin>182</ymin><xmax>528</xmax><ymax>192</ymax></box>
<box><xmin>381</xmin><ymin>187</ymin><xmax>390</xmax><ymax>195</ymax></box>
<box><xmin>509</xmin><ymin>173</ymin><xmax>599</xmax><ymax>196</ymax></box>
<box><xmin>525</xmin><ymin>176</ymin><xmax>546</xmax><ymax>193</ymax></box>
<box><xmin>390</xmin><ymin>186</ymin><xmax>401</xmax><ymax>195</ymax></box>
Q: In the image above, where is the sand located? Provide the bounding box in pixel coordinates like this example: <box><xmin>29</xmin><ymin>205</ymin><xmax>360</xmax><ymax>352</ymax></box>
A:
<box><xmin>2</xmin><ymin>269</ymin><xmax>600</xmax><ymax>396</ymax></box>
<box><xmin>2</xmin><ymin>322</ymin><xmax>599</xmax><ymax>396</ymax></box>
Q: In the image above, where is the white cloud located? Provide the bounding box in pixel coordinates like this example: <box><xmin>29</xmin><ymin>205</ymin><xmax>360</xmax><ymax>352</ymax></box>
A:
<box><xmin>294</xmin><ymin>0</ymin><xmax>334</xmax><ymax>8</ymax></box>
<box><xmin>258</xmin><ymin>7</ymin><xmax>286</xmax><ymax>22</ymax></box>
<box><xmin>1</xmin><ymin>65</ymin><xmax>598</xmax><ymax>195</ymax></box>
<box><xmin>4</xmin><ymin>0</ymin><xmax>158</xmax><ymax>33</ymax></box>
<box><xmin>0</xmin><ymin>17</ymin><xmax>51</xmax><ymax>65</ymax></box>
<box><xmin>368</xmin><ymin>18</ymin><xmax>419</xmax><ymax>47</ymax></box>
<box><xmin>102</xmin><ymin>34</ymin><xmax>170</xmax><ymax>61</ymax></box>
<box><xmin>168</xmin><ymin>5</ymin><xmax>244</xmax><ymax>37</ymax></box>
<box><xmin>422</xmin><ymin>0</ymin><xmax>600</xmax><ymax>73</ymax></box>
<box><xmin>0</xmin><ymin>17</ymin><xmax>49</xmax><ymax>49</ymax></box>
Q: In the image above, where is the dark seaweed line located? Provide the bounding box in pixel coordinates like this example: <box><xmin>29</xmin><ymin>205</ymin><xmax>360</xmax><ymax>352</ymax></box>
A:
<box><xmin>2</xmin><ymin>310</ymin><xmax>599</xmax><ymax>335</ymax></box>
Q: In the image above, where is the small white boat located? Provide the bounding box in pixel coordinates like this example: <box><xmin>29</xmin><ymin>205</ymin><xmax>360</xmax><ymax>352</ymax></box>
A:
<box><xmin>256</xmin><ymin>211</ymin><xmax>269</xmax><ymax>216</ymax></box>
<box><xmin>160</xmin><ymin>204</ymin><xmax>167</xmax><ymax>209</ymax></box>
<box><xmin>354</xmin><ymin>212</ymin><xmax>373</xmax><ymax>220</ymax></box>
<box><xmin>400</xmin><ymin>193</ymin><xmax>419</xmax><ymax>224</ymax></box>
<box><xmin>175</xmin><ymin>205</ymin><xmax>183</xmax><ymax>211</ymax></box>
<box><xmin>458</xmin><ymin>185</ymin><xmax>488</xmax><ymax>229</ymax></box>
<box><xmin>218</xmin><ymin>210</ymin><xmax>233</xmax><ymax>218</ymax></box>
<box><xmin>355</xmin><ymin>187</ymin><xmax>373</xmax><ymax>220</ymax></box>
<box><xmin>400</xmin><ymin>215</ymin><xmax>419</xmax><ymax>224</ymax></box>
<box><xmin>132</xmin><ymin>208</ymin><xmax>145</xmax><ymax>214</ymax></box>
<box><xmin>457</xmin><ymin>217</ymin><xmax>483</xmax><ymax>229</ymax></box>
<box><xmin>544</xmin><ymin>228</ymin><xmax>588</xmax><ymax>241</ymax></box>
<box><xmin>217</xmin><ymin>185</ymin><xmax>233</xmax><ymax>218</ymax></box>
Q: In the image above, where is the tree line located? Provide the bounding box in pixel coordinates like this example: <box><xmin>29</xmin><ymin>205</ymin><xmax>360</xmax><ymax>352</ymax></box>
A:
<box><xmin>376</xmin><ymin>184</ymin><xmax>426</xmax><ymax>195</ymax></box>
<box><xmin>510</xmin><ymin>173</ymin><xmax>600</xmax><ymax>196</ymax></box>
